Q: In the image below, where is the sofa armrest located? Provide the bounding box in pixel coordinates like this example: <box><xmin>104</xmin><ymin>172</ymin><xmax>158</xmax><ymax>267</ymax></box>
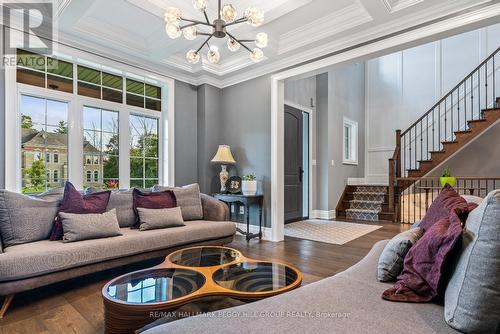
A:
<box><xmin>200</xmin><ymin>193</ymin><xmax>229</xmax><ymax>221</ymax></box>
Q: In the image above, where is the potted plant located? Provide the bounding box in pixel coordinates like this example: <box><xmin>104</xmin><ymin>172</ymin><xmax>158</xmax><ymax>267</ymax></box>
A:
<box><xmin>241</xmin><ymin>174</ymin><xmax>257</xmax><ymax>196</ymax></box>
<box><xmin>440</xmin><ymin>167</ymin><xmax>457</xmax><ymax>187</ymax></box>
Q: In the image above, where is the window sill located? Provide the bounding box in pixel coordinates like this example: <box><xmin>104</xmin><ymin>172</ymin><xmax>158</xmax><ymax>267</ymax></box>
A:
<box><xmin>342</xmin><ymin>160</ymin><xmax>358</xmax><ymax>166</ymax></box>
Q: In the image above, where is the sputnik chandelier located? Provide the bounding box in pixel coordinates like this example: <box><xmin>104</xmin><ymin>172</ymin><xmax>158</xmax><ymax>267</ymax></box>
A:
<box><xmin>164</xmin><ymin>0</ymin><xmax>267</xmax><ymax>65</ymax></box>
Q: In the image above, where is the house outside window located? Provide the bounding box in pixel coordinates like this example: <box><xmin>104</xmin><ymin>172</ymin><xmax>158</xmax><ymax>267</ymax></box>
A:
<box><xmin>11</xmin><ymin>48</ymin><xmax>173</xmax><ymax>193</ymax></box>
<box><xmin>343</xmin><ymin>118</ymin><xmax>358</xmax><ymax>165</ymax></box>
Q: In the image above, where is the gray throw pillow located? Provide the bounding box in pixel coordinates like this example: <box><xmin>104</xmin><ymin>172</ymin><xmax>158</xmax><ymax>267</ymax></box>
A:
<box><xmin>59</xmin><ymin>209</ymin><xmax>122</xmax><ymax>243</ymax></box>
<box><xmin>86</xmin><ymin>189</ymin><xmax>136</xmax><ymax>228</ymax></box>
<box><xmin>444</xmin><ymin>190</ymin><xmax>500</xmax><ymax>333</ymax></box>
<box><xmin>0</xmin><ymin>190</ymin><xmax>60</xmax><ymax>247</ymax></box>
<box><xmin>152</xmin><ymin>184</ymin><xmax>203</xmax><ymax>221</ymax></box>
<box><xmin>460</xmin><ymin>194</ymin><xmax>483</xmax><ymax>205</ymax></box>
<box><xmin>137</xmin><ymin>207</ymin><xmax>185</xmax><ymax>231</ymax></box>
<box><xmin>377</xmin><ymin>227</ymin><xmax>424</xmax><ymax>282</ymax></box>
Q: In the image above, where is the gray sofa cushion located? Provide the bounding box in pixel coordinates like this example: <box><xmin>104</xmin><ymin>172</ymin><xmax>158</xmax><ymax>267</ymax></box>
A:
<box><xmin>60</xmin><ymin>209</ymin><xmax>122</xmax><ymax>242</ymax></box>
<box><xmin>377</xmin><ymin>227</ymin><xmax>424</xmax><ymax>281</ymax></box>
<box><xmin>138</xmin><ymin>207</ymin><xmax>185</xmax><ymax>231</ymax></box>
<box><xmin>0</xmin><ymin>190</ymin><xmax>60</xmax><ymax>247</ymax></box>
<box><xmin>0</xmin><ymin>220</ymin><xmax>236</xmax><ymax>281</ymax></box>
<box><xmin>143</xmin><ymin>240</ymin><xmax>458</xmax><ymax>334</ymax></box>
<box><xmin>153</xmin><ymin>184</ymin><xmax>203</xmax><ymax>221</ymax></box>
<box><xmin>107</xmin><ymin>191</ymin><xmax>136</xmax><ymax>228</ymax></box>
<box><xmin>87</xmin><ymin>189</ymin><xmax>136</xmax><ymax>228</ymax></box>
<box><xmin>444</xmin><ymin>190</ymin><xmax>500</xmax><ymax>333</ymax></box>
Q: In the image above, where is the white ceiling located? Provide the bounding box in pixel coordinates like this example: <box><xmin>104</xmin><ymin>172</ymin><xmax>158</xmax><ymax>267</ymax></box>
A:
<box><xmin>51</xmin><ymin>0</ymin><xmax>499</xmax><ymax>87</ymax></box>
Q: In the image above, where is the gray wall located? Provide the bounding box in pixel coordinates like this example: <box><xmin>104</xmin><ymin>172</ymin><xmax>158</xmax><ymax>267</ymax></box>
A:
<box><xmin>174</xmin><ymin>80</ymin><xmax>198</xmax><ymax>186</ymax></box>
<box><xmin>430</xmin><ymin>121</ymin><xmax>500</xmax><ymax>177</ymax></box>
<box><xmin>220</xmin><ymin>75</ymin><xmax>272</xmax><ymax>227</ymax></box>
<box><xmin>315</xmin><ymin>73</ymin><xmax>329</xmax><ymax>211</ymax></box>
<box><xmin>196</xmin><ymin>84</ymin><xmax>223</xmax><ymax>194</ymax></box>
<box><xmin>284</xmin><ymin>76</ymin><xmax>316</xmax><ymax>109</ymax></box>
<box><xmin>0</xmin><ymin>28</ymin><xmax>5</xmax><ymax>189</ymax></box>
<box><xmin>313</xmin><ymin>64</ymin><xmax>366</xmax><ymax>211</ymax></box>
<box><xmin>327</xmin><ymin>63</ymin><xmax>366</xmax><ymax>210</ymax></box>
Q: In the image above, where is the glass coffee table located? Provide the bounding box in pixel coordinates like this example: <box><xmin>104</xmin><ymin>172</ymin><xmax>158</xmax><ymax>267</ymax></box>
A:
<box><xmin>102</xmin><ymin>246</ymin><xmax>302</xmax><ymax>334</ymax></box>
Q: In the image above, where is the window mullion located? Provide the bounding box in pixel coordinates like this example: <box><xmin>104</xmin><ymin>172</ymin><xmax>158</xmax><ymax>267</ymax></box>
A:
<box><xmin>69</xmin><ymin>99</ymin><xmax>84</xmax><ymax>189</ymax></box>
<box><xmin>119</xmin><ymin>109</ymin><xmax>130</xmax><ymax>189</ymax></box>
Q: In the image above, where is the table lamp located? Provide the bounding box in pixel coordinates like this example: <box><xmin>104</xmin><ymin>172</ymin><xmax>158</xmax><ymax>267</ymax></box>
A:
<box><xmin>211</xmin><ymin>145</ymin><xmax>236</xmax><ymax>193</ymax></box>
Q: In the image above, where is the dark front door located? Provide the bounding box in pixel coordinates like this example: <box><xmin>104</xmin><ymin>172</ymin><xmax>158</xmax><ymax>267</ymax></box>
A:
<box><xmin>284</xmin><ymin>105</ymin><xmax>303</xmax><ymax>223</ymax></box>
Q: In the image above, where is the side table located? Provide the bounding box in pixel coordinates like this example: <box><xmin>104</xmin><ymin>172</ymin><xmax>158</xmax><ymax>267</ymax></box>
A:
<box><xmin>213</xmin><ymin>193</ymin><xmax>264</xmax><ymax>242</ymax></box>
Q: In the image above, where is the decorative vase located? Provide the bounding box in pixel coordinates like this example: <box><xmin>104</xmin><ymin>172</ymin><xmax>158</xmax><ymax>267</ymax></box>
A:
<box><xmin>440</xmin><ymin>177</ymin><xmax>457</xmax><ymax>187</ymax></box>
<box><xmin>241</xmin><ymin>180</ymin><xmax>257</xmax><ymax>196</ymax></box>
<box><xmin>219</xmin><ymin>165</ymin><xmax>229</xmax><ymax>193</ymax></box>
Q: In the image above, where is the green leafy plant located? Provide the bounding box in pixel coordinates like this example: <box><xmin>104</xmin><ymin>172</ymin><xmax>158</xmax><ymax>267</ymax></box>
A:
<box><xmin>441</xmin><ymin>167</ymin><xmax>452</xmax><ymax>178</ymax></box>
<box><xmin>242</xmin><ymin>174</ymin><xmax>256</xmax><ymax>181</ymax></box>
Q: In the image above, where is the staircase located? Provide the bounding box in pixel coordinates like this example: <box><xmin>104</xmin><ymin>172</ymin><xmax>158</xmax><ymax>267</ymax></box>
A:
<box><xmin>388</xmin><ymin>46</ymin><xmax>500</xmax><ymax>221</ymax></box>
<box><xmin>336</xmin><ymin>186</ymin><xmax>394</xmax><ymax>222</ymax></box>
<box><xmin>406</xmin><ymin>99</ymin><xmax>500</xmax><ymax>177</ymax></box>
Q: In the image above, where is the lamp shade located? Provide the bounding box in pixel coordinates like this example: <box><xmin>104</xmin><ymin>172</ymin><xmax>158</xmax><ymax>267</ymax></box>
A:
<box><xmin>211</xmin><ymin>145</ymin><xmax>236</xmax><ymax>164</ymax></box>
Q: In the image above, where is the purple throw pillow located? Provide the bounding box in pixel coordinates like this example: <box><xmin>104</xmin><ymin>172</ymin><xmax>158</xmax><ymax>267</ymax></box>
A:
<box><xmin>382</xmin><ymin>204</ymin><xmax>477</xmax><ymax>303</ymax></box>
<box><xmin>132</xmin><ymin>188</ymin><xmax>177</xmax><ymax>229</ymax></box>
<box><xmin>50</xmin><ymin>182</ymin><xmax>111</xmax><ymax>240</ymax></box>
<box><xmin>418</xmin><ymin>184</ymin><xmax>469</xmax><ymax>232</ymax></box>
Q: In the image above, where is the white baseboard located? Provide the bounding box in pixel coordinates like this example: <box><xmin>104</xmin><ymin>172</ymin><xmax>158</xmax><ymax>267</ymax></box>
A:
<box><xmin>348</xmin><ymin>176</ymin><xmax>388</xmax><ymax>185</ymax></box>
<box><xmin>311</xmin><ymin>210</ymin><xmax>336</xmax><ymax>220</ymax></box>
<box><xmin>235</xmin><ymin>223</ymin><xmax>273</xmax><ymax>241</ymax></box>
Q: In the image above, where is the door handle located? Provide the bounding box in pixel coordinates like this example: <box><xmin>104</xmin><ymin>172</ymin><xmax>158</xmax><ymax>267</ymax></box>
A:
<box><xmin>299</xmin><ymin>167</ymin><xmax>304</xmax><ymax>182</ymax></box>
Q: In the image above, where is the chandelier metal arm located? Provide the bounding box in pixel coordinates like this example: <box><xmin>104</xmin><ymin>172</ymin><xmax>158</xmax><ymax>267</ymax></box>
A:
<box><xmin>180</xmin><ymin>17</ymin><xmax>212</xmax><ymax>27</ymax></box>
<box><xmin>223</xmin><ymin>18</ymin><xmax>248</xmax><ymax>27</ymax></box>
<box><xmin>203</xmin><ymin>11</ymin><xmax>210</xmax><ymax>25</ymax></box>
<box><xmin>196</xmin><ymin>33</ymin><xmax>215</xmax><ymax>53</ymax></box>
<box><xmin>180</xmin><ymin>22</ymin><xmax>199</xmax><ymax>30</ymax></box>
<box><xmin>226</xmin><ymin>32</ymin><xmax>252</xmax><ymax>53</ymax></box>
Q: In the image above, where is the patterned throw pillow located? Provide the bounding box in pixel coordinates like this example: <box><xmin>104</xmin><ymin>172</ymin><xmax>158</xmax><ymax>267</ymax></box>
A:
<box><xmin>132</xmin><ymin>188</ymin><xmax>177</xmax><ymax>229</ymax></box>
<box><xmin>50</xmin><ymin>182</ymin><xmax>111</xmax><ymax>241</ymax></box>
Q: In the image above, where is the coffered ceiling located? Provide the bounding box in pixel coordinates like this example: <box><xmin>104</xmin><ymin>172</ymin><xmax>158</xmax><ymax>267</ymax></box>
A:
<box><xmin>47</xmin><ymin>0</ymin><xmax>500</xmax><ymax>86</ymax></box>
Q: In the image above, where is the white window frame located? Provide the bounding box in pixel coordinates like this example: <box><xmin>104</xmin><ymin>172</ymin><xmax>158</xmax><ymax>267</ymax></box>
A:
<box><xmin>4</xmin><ymin>40</ymin><xmax>175</xmax><ymax>192</ymax></box>
<box><xmin>342</xmin><ymin>117</ymin><xmax>358</xmax><ymax>165</ymax></box>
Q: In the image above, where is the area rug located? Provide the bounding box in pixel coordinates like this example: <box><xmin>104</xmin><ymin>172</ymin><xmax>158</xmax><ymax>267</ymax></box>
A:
<box><xmin>284</xmin><ymin>220</ymin><xmax>382</xmax><ymax>245</ymax></box>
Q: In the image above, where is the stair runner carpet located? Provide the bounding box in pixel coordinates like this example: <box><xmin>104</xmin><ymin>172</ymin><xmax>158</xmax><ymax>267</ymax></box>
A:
<box><xmin>345</xmin><ymin>186</ymin><xmax>386</xmax><ymax>222</ymax></box>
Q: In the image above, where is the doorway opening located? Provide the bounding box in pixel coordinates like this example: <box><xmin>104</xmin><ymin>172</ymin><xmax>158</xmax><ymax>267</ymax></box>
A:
<box><xmin>284</xmin><ymin>104</ymin><xmax>310</xmax><ymax>224</ymax></box>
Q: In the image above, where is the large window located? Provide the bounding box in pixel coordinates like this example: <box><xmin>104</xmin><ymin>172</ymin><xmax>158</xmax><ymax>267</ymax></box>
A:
<box><xmin>83</xmin><ymin>106</ymin><xmax>119</xmax><ymax>189</ymax></box>
<box><xmin>129</xmin><ymin>115</ymin><xmax>159</xmax><ymax>188</ymax></box>
<box><xmin>20</xmin><ymin>95</ymin><xmax>68</xmax><ymax>193</ymax></box>
<box><xmin>10</xmin><ymin>48</ymin><xmax>172</xmax><ymax>193</ymax></box>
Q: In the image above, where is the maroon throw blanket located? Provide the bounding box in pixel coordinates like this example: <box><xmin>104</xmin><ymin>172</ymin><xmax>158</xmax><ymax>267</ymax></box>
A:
<box><xmin>383</xmin><ymin>203</ymin><xmax>477</xmax><ymax>303</ymax></box>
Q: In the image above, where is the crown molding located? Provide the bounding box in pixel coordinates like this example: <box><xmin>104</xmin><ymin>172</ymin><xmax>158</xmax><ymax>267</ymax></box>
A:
<box><xmin>56</xmin><ymin>0</ymin><xmax>73</xmax><ymax>17</ymax></box>
<box><xmin>278</xmin><ymin>2</ymin><xmax>373</xmax><ymax>55</ymax></box>
<box><xmin>382</xmin><ymin>0</ymin><xmax>424</xmax><ymax>14</ymax></box>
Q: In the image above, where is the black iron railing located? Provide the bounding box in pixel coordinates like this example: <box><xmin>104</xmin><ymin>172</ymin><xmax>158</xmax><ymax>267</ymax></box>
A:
<box><xmin>397</xmin><ymin>177</ymin><xmax>500</xmax><ymax>224</ymax></box>
<box><xmin>397</xmin><ymin>46</ymin><xmax>500</xmax><ymax>176</ymax></box>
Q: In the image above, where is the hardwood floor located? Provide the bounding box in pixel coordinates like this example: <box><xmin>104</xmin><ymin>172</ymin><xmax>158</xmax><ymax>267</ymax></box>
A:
<box><xmin>0</xmin><ymin>220</ymin><xmax>408</xmax><ymax>334</ymax></box>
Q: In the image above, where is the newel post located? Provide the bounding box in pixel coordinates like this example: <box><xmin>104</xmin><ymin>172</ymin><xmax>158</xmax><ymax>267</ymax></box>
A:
<box><xmin>388</xmin><ymin>130</ymin><xmax>402</xmax><ymax>218</ymax></box>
